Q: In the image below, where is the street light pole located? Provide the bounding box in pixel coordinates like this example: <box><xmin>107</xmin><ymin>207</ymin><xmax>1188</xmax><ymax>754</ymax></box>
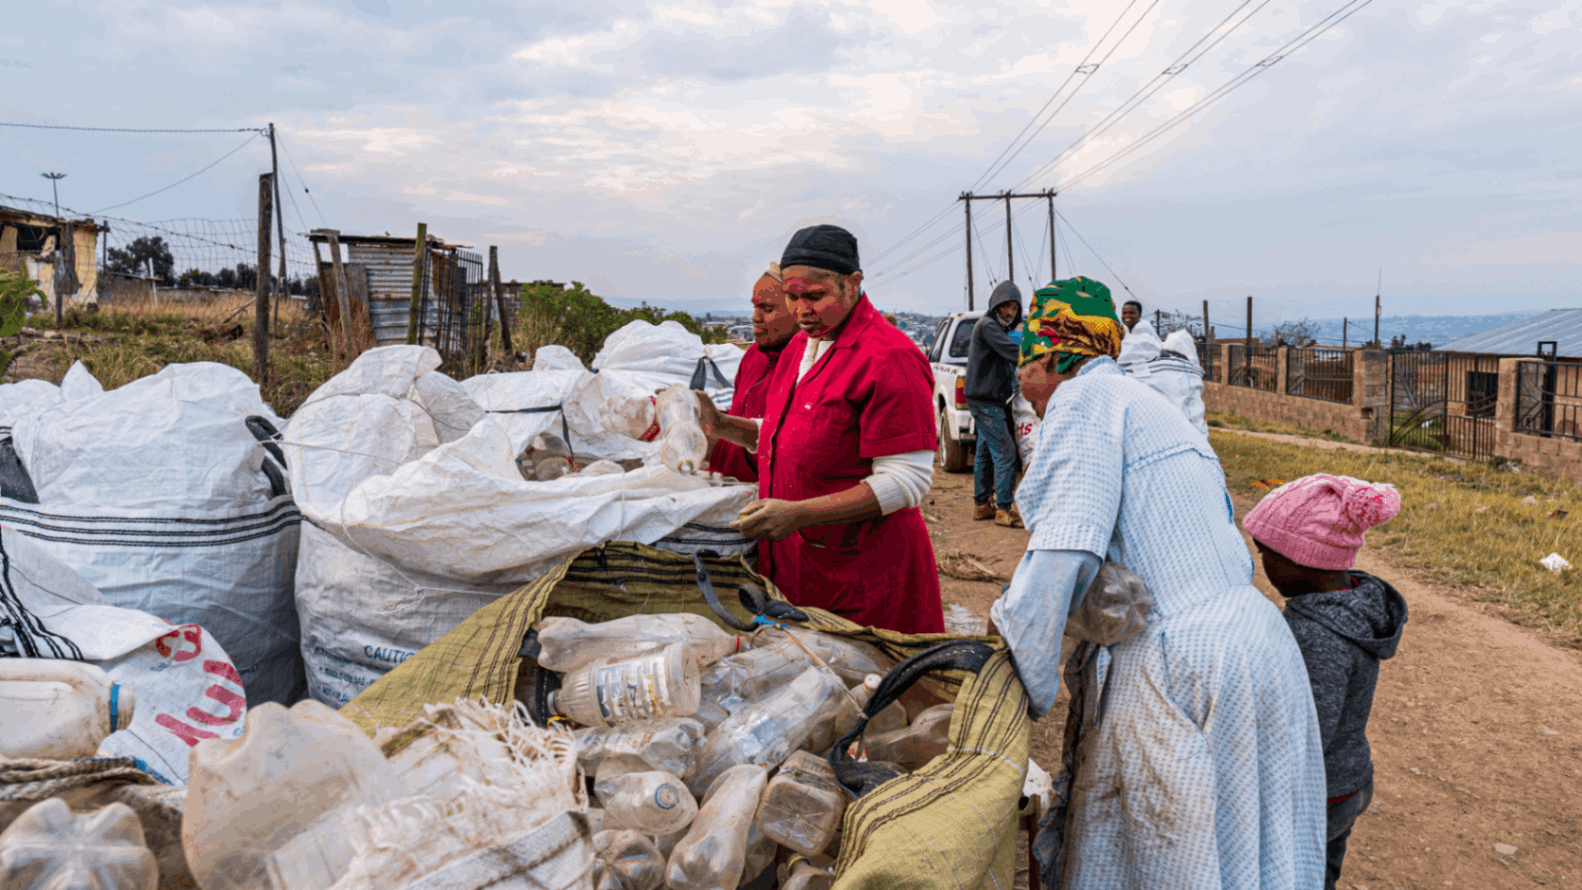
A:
<box><xmin>41</xmin><ymin>172</ymin><xmax>65</xmax><ymax>219</ymax></box>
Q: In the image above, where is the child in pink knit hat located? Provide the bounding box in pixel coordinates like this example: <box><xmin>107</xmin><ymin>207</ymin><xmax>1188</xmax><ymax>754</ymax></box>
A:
<box><xmin>1244</xmin><ymin>474</ymin><xmax>1407</xmax><ymax>890</ymax></box>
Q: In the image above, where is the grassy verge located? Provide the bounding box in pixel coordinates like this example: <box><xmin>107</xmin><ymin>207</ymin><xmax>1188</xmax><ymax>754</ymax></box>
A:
<box><xmin>1206</xmin><ymin>409</ymin><xmax>1357</xmax><ymax>443</ymax></box>
<box><xmin>15</xmin><ymin>294</ymin><xmax>343</xmax><ymax>417</ymax></box>
<box><xmin>1212</xmin><ymin>430</ymin><xmax>1582</xmax><ymax>647</ymax></box>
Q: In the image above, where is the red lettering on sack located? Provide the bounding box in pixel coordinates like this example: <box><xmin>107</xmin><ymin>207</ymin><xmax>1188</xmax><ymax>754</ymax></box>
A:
<box><xmin>203</xmin><ymin>659</ymin><xmax>243</xmax><ymax>687</ymax></box>
<box><xmin>154</xmin><ymin>626</ymin><xmax>204</xmax><ymax>662</ymax></box>
<box><xmin>187</xmin><ymin>684</ymin><xmax>245</xmax><ymax>726</ymax></box>
<box><xmin>155</xmin><ymin>713</ymin><xmax>221</xmax><ymax>747</ymax></box>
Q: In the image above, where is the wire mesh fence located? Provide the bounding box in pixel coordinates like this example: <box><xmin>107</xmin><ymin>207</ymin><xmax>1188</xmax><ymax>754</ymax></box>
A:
<box><xmin>1286</xmin><ymin>347</ymin><xmax>1353</xmax><ymax>404</ymax></box>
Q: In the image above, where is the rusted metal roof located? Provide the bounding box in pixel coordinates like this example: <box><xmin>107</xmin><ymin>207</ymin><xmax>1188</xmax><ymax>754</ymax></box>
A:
<box><xmin>0</xmin><ymin>203</ymin><xmax>109</xmax><ymax>234</ymax></box>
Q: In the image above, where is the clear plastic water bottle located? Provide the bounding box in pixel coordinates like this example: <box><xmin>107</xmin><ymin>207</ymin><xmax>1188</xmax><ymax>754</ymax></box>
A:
<box><xmin>665</xmin><ymin>764</ymin><xmax>768</xmax><ymax>890</ymax></box>
<box><xmin>0</xmin><ymin>799</ymin><xmax>157</xmax><ymax>890</ymax></box>
<box><xmin>779</xmin><ymin>857</ymin><xmax>834</xmax><ymax>890</ymax></box>
<box><xmin>604</xmin><ymin>395</ymin><xmax>661</xmax><ymax>442</ymax></box>
<box><xmin>687</xmin><ymin>667</ymin><xmax>847</xmax><ymax>795</ymax></box>
<box><xmin>756</xmin><ymin>628</ymin><xmax>895</xmax><ymax>686</ymax></box>
<box><xmin>534</xmin><ymin>455</ymin><xmax>575</xmax><ymax>481</ymax></box>
<box><xmin>658</xmin><ymin>422</ymin><xmax>708</xmax><ymax>474</ymax></box>
<box><xmin>551</xmin><ymin>643</ymin><xmax>702</xmax><ymax>729</ymax></box>
<box><xmin>847</xmin><ymin>674</ymin><xmax>908</xmax><ymax>735</ymax></box>
<box><xmin>593</xmin><ymin>757</ymin><xmax>698</xmax><ymax>835</ymax></box>
<box><xmin>656</xmin><ymin>384</ymin><xmax>700</xmax><ymax>430</ymax></box>
<box><xmin>861</xmin><ymin>703</ymin><xmax>954</xmax><ymax>769</ymax></box>
<box><xmin>756</xmin><ymin>750</ymin><xmax>847</xmax><ymax>856</ymax></box>
<box><xmin>699</xmin><ymin>634</ymin><xmax>816</xmax><ymax>715</ymax></box>
<box><xmin>742</xmin><ymin>817</ymin><xmax>776</xmax><ymax>886</ymax></box>
<box><xmin>0</xmin><ymin>659</ymin><xmax>135</xmax><ymax>760</ymax></box>
<box><xmin>575</xmin><ymin>717</ymin><xmax>706</xmax><ymax>780</ymax></box>
<box><xmin>580</xmin><ymin>459</ymin><xmax>626</xmax><ymax>476</ymax></box>
<box><xmin>802</xmin><ymin>688</ymin><xmax>861</xmax><ymax>756</ymax></box>
<box><xmin>592</xmin><ymin>829</ymin><xmax>665</xmax><ymax>890</ymax></box>
<box><xmin>538</xmin><ymin>614</ymin><xmax>742</xmax><ymax>674</ymax></box>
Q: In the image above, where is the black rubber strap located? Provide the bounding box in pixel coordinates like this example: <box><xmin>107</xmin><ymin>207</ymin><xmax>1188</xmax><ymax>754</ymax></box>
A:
<box><xmin>694</xmin><ymin>554</ymin><xmax>756</xmax><ymax>632</ymax></box>
<box><xmin>829</xmin><ymin>639</ymin><xmax>994</xmax><ymax>770</ymax></box>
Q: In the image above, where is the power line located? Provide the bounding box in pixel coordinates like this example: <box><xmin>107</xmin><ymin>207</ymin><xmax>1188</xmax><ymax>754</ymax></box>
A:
<box><xmin>1012</xmin><ymin>0</ymin><xmax>1276</xmax><ymax>193</ymax></box>
<box><xmin>1054</xmin><ymin>0</ymin><xmax>1378</xmax><ymax>190</ymax></box>
<box><xmin>1057</xmin><ymin>210</ymin><xmax>1137</xmax><ymax>299</ymax></box>
<box><xmin>93</xmin><ymin>132</ymin><xmax>262</xmax><ymax>213</ymax></box>
<box><xmin>0</xmin><ymin>121</ymin><xmax>264</xmax><ymax>134</ymax></box>
<box><xmin>276</xmin><ymin>136</ymin><xmax>329</xmax><ymax>228</ymax></box>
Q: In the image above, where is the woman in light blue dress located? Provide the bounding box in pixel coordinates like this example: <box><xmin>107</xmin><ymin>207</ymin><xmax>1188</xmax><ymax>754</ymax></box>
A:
<box><xmin>990</xmin><ymin>278</ymin><xmax>1326</xmax><ymax>889</ymax></box>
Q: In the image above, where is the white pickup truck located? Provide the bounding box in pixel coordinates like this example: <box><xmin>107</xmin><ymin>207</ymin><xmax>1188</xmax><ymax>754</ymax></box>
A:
<box><xmin>926</xmin><ymin>311</ymin><xmax>1038</xmax><ymax>472</ymax></box>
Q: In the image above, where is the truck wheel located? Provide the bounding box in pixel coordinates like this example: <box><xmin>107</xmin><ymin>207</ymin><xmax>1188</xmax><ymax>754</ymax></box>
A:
<box><xmin>938</xmin><ymin>409</ymin><xmax>969</xmax><ymax>473</ymax></box>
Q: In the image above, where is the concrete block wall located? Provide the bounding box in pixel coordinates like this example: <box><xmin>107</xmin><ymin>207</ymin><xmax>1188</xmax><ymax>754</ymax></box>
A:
<box><xmin>1493</xmin><ymin>357</ymin><xmax>1582</xmax><ymax>484</ymax></box>
<box><xmin>1204</xmin><ymin>344</ymin><xmax>1386</xmax><ymax>445</ymax></box>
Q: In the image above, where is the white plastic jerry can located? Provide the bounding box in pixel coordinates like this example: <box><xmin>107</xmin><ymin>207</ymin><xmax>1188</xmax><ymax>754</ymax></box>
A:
<box><xmin>0</xmin><ymin>659</ymin><xmax>135</xmax><ymax>760</ymax></box>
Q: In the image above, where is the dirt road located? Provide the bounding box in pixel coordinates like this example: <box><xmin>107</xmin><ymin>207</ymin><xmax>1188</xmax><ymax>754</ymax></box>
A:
<box><xmin>925</xmin><ymin>462</ymin><xmax>1582</xmax><ymax>889</ymax></box>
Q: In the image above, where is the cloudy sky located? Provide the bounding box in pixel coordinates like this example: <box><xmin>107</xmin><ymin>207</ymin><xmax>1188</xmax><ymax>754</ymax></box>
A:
<box><xmin>3</xmin><ymin>0</ymin><xmax>1579</xmax><ymax>326</ymax></box>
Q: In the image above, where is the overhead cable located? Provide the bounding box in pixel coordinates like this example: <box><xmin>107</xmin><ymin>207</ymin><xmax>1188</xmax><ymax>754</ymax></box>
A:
<box><xmin>0</xmin><ymin>122</ymin><xmax>264</xmax><ymax>134</ymax></box>
<box><xmin>94</xmin><ymin>132</ymin><xmax>262</xmax><ymax>213</ymax></box>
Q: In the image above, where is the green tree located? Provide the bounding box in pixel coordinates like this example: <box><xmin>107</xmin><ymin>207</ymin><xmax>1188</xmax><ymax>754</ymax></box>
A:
<box><xmin>0</xmin><ymin>269</ymin><xmax>46</xmax><ymax>336</ymax></box>
<box><xmin>515</xmin><ymin>281</ymin><xmax>724</xmax><ymax>362</ymax></box>
<box><xmin>106</xmin><ymin>236</ymin><xmax>176</xmax><ymax>285</ymax></box>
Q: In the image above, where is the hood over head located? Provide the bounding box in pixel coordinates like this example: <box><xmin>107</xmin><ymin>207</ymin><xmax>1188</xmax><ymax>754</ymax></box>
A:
<box><xmin>987</xmin><ymin>281</ymin><xmax>1023</xmax><ymax>325</ymax></box>
<box><xmin>1285</xmin><ymin>571</ymin><xmax>1408</xmax><ymax>659</ymax></box>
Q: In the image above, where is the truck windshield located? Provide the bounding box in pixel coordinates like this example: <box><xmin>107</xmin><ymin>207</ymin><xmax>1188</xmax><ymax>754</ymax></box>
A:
<box><xmin>948</xmin><ymin>319</ymin><xmax>975</xmax><ymax>360</ymax></box>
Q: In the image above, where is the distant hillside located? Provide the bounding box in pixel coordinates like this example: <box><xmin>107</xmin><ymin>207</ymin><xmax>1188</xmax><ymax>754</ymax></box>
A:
<box><xmin>1224</xmin><ymin>312</ymin><xmax>1551</xmax><ymax>347</ymax></box>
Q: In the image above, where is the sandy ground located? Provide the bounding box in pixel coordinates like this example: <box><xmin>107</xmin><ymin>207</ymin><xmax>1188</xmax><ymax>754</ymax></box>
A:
<box><xmin>925</xmin><ymin>460</ymin><xmax>1582</xmax><ymax>889</ymax></box>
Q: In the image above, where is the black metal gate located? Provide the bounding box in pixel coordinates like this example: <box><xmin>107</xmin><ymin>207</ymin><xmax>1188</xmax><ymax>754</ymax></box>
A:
<box><xmin>1387</xmin><ymin>350</ymin><xmax>1499</xmax><ymax>459</ymax></box>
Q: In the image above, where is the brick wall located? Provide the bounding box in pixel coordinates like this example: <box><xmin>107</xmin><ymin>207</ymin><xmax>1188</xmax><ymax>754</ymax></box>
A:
<box><xmin>1204</xmin><ymin>344</ymin><xmax>1386</xmax><ymax>445</ymax></box>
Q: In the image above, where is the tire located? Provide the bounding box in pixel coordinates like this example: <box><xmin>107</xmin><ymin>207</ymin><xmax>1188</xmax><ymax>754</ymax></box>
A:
<box><xmin>938</xmin><ymin>408</ymin><xmax>970</xmax><ymax>473</ymax></box>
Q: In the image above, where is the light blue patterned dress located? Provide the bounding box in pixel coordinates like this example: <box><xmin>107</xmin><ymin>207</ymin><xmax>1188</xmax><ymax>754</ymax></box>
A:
<box><xmin>994</xmin><ymin>357</ymin><xmax>1326</xmax><ymax>889</ymax></box>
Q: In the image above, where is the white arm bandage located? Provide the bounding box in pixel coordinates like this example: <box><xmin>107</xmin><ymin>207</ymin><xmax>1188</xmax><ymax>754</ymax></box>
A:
<box><xmin>865</xmin><ymin>450</ymin><xmax>935</xmax><ymax>515</ymax></box>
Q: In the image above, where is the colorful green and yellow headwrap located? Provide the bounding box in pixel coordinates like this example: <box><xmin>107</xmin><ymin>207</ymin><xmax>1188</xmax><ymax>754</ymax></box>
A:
<box><xmin>1018</xmin><ymin>276</ymin><xmax>1124</xmax><ymax>373</ymax></box>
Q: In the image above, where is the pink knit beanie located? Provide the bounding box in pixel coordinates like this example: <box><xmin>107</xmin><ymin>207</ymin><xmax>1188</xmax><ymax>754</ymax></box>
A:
<box><xmin>1243</xmin><ymin>474</ymin><xmax>1401</xmax><ymax>571</ymax></box>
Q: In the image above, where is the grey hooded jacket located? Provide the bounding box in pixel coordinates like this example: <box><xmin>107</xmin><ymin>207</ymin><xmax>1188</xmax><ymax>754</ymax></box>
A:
<box><xmin>965</xmin><ymin>281</ymin><xmax>1024</xmax><ymax>404</ymax></box>
<box><xmin>1284</xmin><ymin>571</ymin><xmax>1409</xmax><ymax>798</ymax></box>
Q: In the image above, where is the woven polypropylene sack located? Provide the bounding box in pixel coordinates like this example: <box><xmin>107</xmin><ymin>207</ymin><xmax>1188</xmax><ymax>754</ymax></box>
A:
<box><xmin>340</xmin><ymin>543</ymin><xmax>1027</xmax><ymax>890</ymax></box>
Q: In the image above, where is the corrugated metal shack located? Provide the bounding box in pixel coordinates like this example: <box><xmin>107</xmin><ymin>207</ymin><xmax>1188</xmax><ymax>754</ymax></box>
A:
<box><xmin>309</xmin><ymin>232</ymin><xmax>487</xmax><ymax>368</ymax></box>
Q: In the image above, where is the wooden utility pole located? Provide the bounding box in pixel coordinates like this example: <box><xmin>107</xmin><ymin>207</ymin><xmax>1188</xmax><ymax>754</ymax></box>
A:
<box><xmin>961</xmin><ymin>194</ymin><xmax>974</xmax><ymax>310</ymax></box>
<box><xmin>407</xmin><ymin>222</ymin><xmax>428</xmax><ymax>345</ymax></box>
<box><xmin>269</xmin><ymin>124</ymin><xmax>287</xmax><ymax>331</ymax></box>
<box><xmin>1047</xmin><ymin>193</ymin><xmax>1057</xmax><ymax>283</ymax></box>
<box><xmin>1373</xmin><ymin>269</ymin><xmax>1381</xmax><ymax>347</ymax></box>
<box><xmin>58</xmin><ymin>222</ymin><xmax>77</xmax><ymax>319</ymax></box>
<box><xmin>312</xmin><ymin>228</ymin><xmax>354</xmax><ymax>355</ymax></box>
<box><xmin>1245</xmin><ymin>295</ymin><xmax>1253</xmax><ymax>346</ymax></box>
<box><xmin>1154</xmin><ymin>308</ymin><xmax>1161</xmax><ymax>332</ymax></box>
<box><xmin>1203</xmin><ymin>299</ymin><xmax>1212</xmax><ymax>369</ymax></box>
<box><xmin>254</xmin><ymin>173</ymin><xmax>273</xmax><ymax>382</ymax></box>
<box><xmin>1004</xmin><ymin>193</ymin><xmax>1014</xmax><ymax>286</ymax></box>
<box><xmin>1343</xmin><ymin>317</ymin><xmax>1348</xmax><ymax>349</ymax></box>
<box><xmin>489</xmin><ymin>246</ymin><xmax>514</xmax><ymax>358</ymax></box>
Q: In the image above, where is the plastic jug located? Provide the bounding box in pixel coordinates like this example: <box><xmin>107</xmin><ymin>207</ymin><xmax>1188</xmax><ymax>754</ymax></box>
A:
<box><xmin>538</xmin><ymin>614</ymin><xmax>742</xmax><ymax>674</ymax></box>
<box><xmin>183</xmin><ymin>699</ymin><xmax>408</xmax><ymax>890</ymax></box>
<box><xmin>604</xmin><ymin>395</ymin><xmax>661</xmax><ymax>442</ymax></box>
<box><xmin>756</xmin><ymin>750</ymin><xmax>847</xmax><ymax>856</ymax></box>
<box><xmin>0</xmin><ymin>798</ymin><xmax>157</xmax><ymax>890</ymax></box>
<box><xmin>665</xmin><ymin>764</ymin><xmax>767</xmax><ymax>890</ymax></box>
<box><xmin>861</xmin><ymin>703</ymin><xmax>954</xmax><ymax>769</ymax></box>
<box><xmin>655</xmin><ymin>384</ymin><xmax>700</xmax><ymax>430</ymax></box>
<box><xmin>848</xmin><ymin>674</ymin><xmax>909</xmax><ymax>735</ymax></box>
<box><xmin>575</xmin><ymin>717</ymin><xmax>706</xmax><ymax>780</ymax></box>
<box><xmin>0</xmin><ymin>659</ymin><xmax>135</xmax><ymax>760</ymax></box>
<box><xmin>778</xmin><ymin>858</ymin><xmax>834</xmax><ymax>890</ymax></box>
<box><xmin>593</xmin><ymin>757</ymin><xmax>697</xmax><ymax>835</ymax></box>
<box><xmin>688</xmin><ymin>667</ymin><xmax>846</xmax><ymax>795</ymax></box>
<box><xmin>551</xmin><ymin>643</ymin><xmax>702</xmax><ymax>729</ymax></box>
<box><xmin>591</xmin><ymin>829</ymin><xmax>665</xmax><ymax>890</ymax></box>
<box><xmin>658</xmin><ymin>422</ymin><xmax>708</xmax><ymax>474</ymax></box>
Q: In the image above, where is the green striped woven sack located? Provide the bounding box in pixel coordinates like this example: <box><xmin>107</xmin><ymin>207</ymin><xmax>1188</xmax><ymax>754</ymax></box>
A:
<box><xmin>340</xmin><ymin>542</ymin><xmax>1029</xmax><ymax>890</ymax></box>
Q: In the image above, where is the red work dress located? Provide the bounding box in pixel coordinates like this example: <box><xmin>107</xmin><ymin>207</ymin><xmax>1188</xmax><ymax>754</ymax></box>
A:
<box><xmin>708</xmin><ymin>342</ymin><xmax>786</xmax><ymax>484</ymax></box>
<box><xmin>757</xmin><ymin>296</ymin><xmax>945</xmax><ymax>634</ymax></box>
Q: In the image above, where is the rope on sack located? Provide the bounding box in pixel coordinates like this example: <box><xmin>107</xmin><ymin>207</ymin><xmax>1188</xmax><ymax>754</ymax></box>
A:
<box><xmin>0</xmin><ymin>756</ymin><xmax>157</xmax><ymax>801</ymax></box>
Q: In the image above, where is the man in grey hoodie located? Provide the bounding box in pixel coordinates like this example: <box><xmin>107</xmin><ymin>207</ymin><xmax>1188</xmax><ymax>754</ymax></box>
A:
<box><xmin>1243</xmin><ymin>474</ymin><xmax>1408</xmax><ymax>890</ymax></box>
<box><xmin>964</xmin><ymin>281</ymin><xmax>1024</xmax><ymax>527</ymax></box>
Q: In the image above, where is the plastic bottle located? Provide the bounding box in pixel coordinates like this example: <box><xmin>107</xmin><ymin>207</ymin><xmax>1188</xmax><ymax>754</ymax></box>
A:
<box><xmin>604</xmin><ymin>394</ymin><xmax>661</xmax><ymax>442</ymax></box>
<box><xmin>592</xmin><ymin>829</ymin><xmax>665</xmax><ymax>890</ymax></box>
<box><xmin>183</xmin><ymin>700</ymin><xmax>408</xmax><ymax>890</ymax></box>
<box><xmin>534</xmin><ymin>455</ymin><xmax>575</xmax><ymax>481</ymax></box>
<box><xmin>665</xmin><ymin>764</ymin><xmax>768</xmax><ymax>890</ymax></box>
<box><xmin>860</xmin><ymin>703</ymin><xmax>954</xmax><ymax>770</ymax></box>
<box><xmin>0</xmin><ymin>798</ymin><xmax>158</xmax><ymax>890</ymax></box>
<box><xmin>0</xmin><ymin>659</ymin><xmax>135</xmax><ymax>760</ymax></box>
<box><xmin>742</xmin><ymin>818</ymin><xmax>776</xmax><ymax>886</ymax></box>
<box><xmin>848</xmin><ymin>674</ymin><xmax>909</xmax><ymax>735</ymax></box>
<box><xmin>581</xmin><ymin>459</ymin><xmax>626</xmax><ymax>476</ymax></box>
<box><xmin>756</xmin><ymin>750</ymin><xmax>847</xmax><ymax>856</ymax></box>
<box><xmin>758</xmin><ymin>628</ymin><xmax>895</xmax><ymax>687</ymax></box>
<box><xmin>593</xmin><ymin>759</ymin><xmax>698</xmax><ymax>835</ymax></box>
<box><xmin>575</xmin><ymin>717</ymin><xmax>707</xmax><ymax>780</ymax></box>
<box><xmin>658</xmin><ymin>422</ymin><xmax>708</xmax><ymax>474</ymax></box>
<box><xmin>699</xmin><ymin>635</ymin><xmax>816</xmax><ymax>714</ymax></box>
<box><xmin>687</xmin><ymin>667</ymin><xmax>847</xmax><ymax>795</ymax></box>
<box><xmin>551</xmin><ymin>643</ymin><xmax>702</xmax><ymax>729</ymax></box>
<box><xmin>802</xmin><ymin>689</ymin><xmax>861</xmax><ymax>756</ymax></box>
<box><xmin>778</xmin><ymin>858</ymin><xmax>834</xmax><ymax>890</ymax></box>
<box><xmin>538</xmin><ymin>614</ymin><xmax>742</xmax><ymax>673</ymax></box>
<box><xmin>655</xmin><ymin>384</ymin><xmax>700</xmax><ymax>430</ymax></box>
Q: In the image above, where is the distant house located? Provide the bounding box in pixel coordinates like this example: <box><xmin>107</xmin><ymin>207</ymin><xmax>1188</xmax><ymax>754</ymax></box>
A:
<box><xmin>0</xmin><ymin>204</ymin><xmax>107</xmax><ymax>306</ymax></box>
<box><xmin>1437</xmin><ymin>309</ymin><xmax>1582</xmax><ymax>359</ymax></box>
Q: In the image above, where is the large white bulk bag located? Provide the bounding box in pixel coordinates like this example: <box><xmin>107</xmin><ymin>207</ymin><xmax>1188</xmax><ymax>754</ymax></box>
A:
<box><xmin>0</xmin><ymin>362</ymin><xmax>302</xmax><ymax>705</ymax></box>
<box><xmin>285</xmin><ymin>346</ymin><xmax>752</xmax><ymax>706</ymax></box>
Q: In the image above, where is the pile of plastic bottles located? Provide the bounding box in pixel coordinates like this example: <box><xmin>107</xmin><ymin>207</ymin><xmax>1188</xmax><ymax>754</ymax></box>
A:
<box><xmin>604</xmin><ymin>385</ymin><xmax>711</xmax><ymax>475</ymax></box>
<box><xmin>516</xmin><ymin>433</ymin><xmax>627</xmax><ymax>482</ymax></box>
<box><xmin>536</xmin><ymin>613</ymin><xmax>955</xmax><ymax>890</ymax></box>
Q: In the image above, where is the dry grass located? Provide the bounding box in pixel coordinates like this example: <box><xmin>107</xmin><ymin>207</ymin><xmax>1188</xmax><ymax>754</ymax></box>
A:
<box><xmin>1212</xmin><ymin>430</ymin><xmax>1582</xmax><ymax>647</ymax></box>
<box><xmin>1206</xmin><ymin>409</ymin><xmax>1357</xmax><ymax>443</ymax></box>
<box><xmin>16</xmin><ymin>292</ymin><xmax>343</xmax><ymax>417</ymax></box>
